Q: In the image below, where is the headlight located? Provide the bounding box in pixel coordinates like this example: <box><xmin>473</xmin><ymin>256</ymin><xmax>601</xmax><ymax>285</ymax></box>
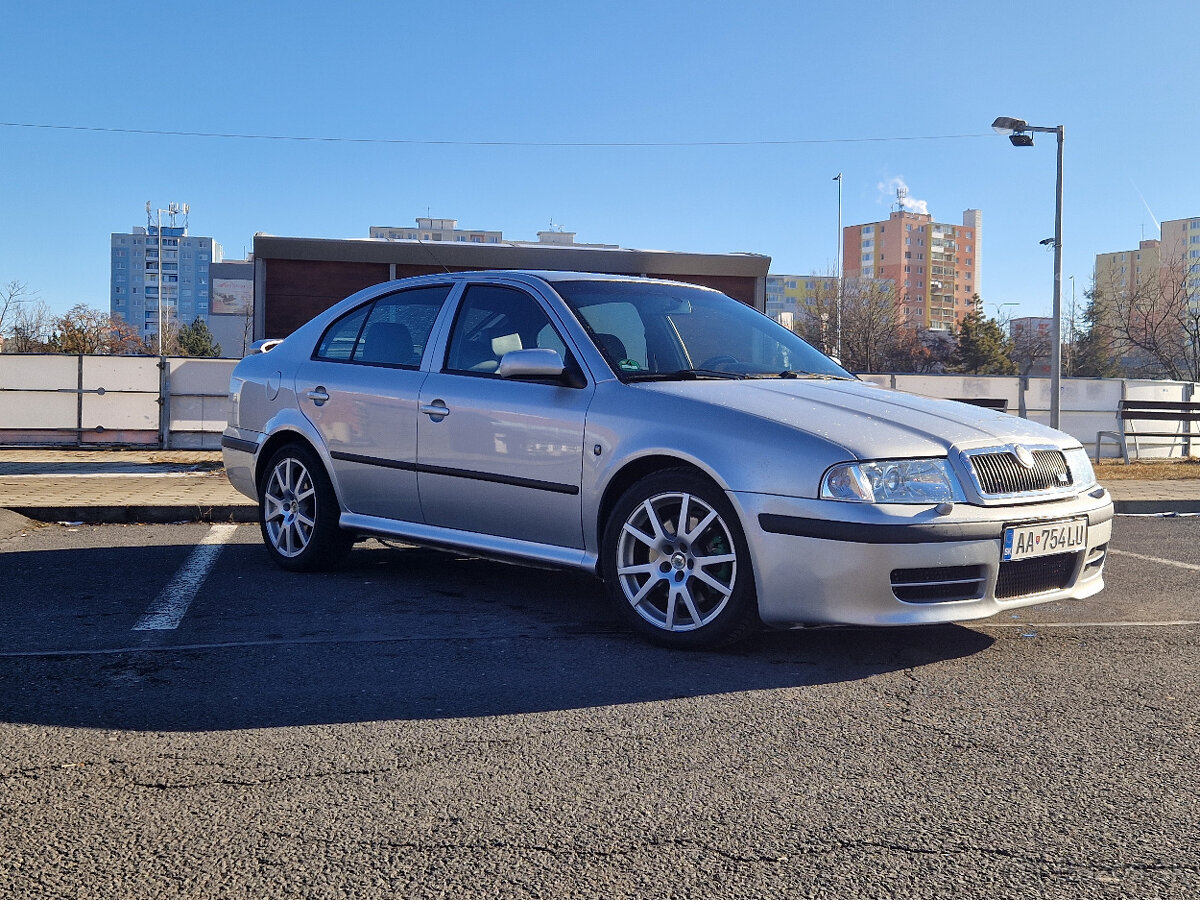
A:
<box><xmin>1063</xmin><ymin>447</ymin><xmax>1097</xmax><ymax>490</ymax></box>
<box><xmin>821</xmin><ymin>458</ymin><xmax>966</xmax><ymax>504</ymax></box>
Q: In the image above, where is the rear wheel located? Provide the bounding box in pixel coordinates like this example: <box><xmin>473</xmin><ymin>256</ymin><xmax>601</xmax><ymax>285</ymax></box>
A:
<box><xmin>258</xmin><ymin>443</ymin><xmax>352</xmax><ymax>571</ymax></box>
<box><xmin>602</xmin><ymin>469</ymin><xmax>760</xmax><ymax>649</ymax></box>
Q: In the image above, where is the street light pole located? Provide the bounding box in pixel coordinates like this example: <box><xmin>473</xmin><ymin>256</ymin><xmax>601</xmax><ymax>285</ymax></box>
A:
<box><xmin>991</xmin><ymin>117</ymin><xmax>1065</xmax><ymax>429</ymax></box>
<box><xmin>1051</xmin><ymin>125</ymin><xmax>1064</xmax><ymax>429</ymax></box>
<box><xmin>834</xmin><ymin>172</ymin><xmax>843</xmax><ymax>362</ymax></box>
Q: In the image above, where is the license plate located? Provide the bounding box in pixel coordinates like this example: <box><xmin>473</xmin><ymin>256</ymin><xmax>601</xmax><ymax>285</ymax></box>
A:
<box><xmin>1002</xmin><ymin>518</ymin><xmax>1088</xmax><ymax>561</ymax></box>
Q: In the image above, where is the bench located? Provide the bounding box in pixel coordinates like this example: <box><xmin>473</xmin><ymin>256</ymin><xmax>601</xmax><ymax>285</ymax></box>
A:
<box><xmin>950</xmin><ymin>397</ymin><xmax>1009</xmax><ymax>413</ymax></box>
<box><xmin>1095</xmin><ymin>399</ymin><xmax>1200</xmax><ymax>463</ymax></box>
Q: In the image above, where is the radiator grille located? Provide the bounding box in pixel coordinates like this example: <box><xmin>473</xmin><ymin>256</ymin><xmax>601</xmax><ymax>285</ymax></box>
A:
<box><xmin>968</xmin><ymin>449</ymin><xmax>1071</xmax><ymax>497</ymax></box>
<box><xmin>995</xmin><ymin>553</ymin><xmax>1079</xmax><ymax>600</ymax></box>
<box><xmin>891</xmin><ymin>566</ymin><xmax>987</xmax><ymax>603</ymax></box>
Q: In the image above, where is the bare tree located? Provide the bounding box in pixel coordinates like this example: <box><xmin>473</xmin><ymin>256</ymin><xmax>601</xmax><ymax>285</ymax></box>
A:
<box><xmin>791</xmin><ymin>276</ymin><xmax>907</xmax><ymax>372</ymax></box>
<box><xmin>791</xmin><ymin>276</ymin><xmax>840</xmax><ymax>358</ymax></box>
<box><xmin>890</xmin><ymin>327</ymin><xmax>956</xmax><ymax>374</ymax></box>
<box><xmin>0</xmin><ymin>280</ymin><xmax>37</xmax><ymax>338</ymax></box>
<box><xmin>1009</xmin><ymin>318</ymin><xmax>1054</xmax><ymax>379</ymax></box>
<box><xmin>841</xmin><ymin>277</ymin><xmax>907</xmax><ymax>373</ymax></box>
<box><xmin>1095</xmin><ymin>248</ymin><xmax>1200</xmax><ymax>381</ymax></box>
<box><xmin>52</xmin><ymin>305</ymin><xmax>149</xmax><ymax>355</ymax></box>
<box><xmin>2</xmin><ymin>299</ymin><xmax>57</xmax><ymax>352</ymax></box>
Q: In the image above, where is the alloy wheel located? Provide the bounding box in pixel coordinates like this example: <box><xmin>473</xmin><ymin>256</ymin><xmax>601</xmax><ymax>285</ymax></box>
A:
<box><xmin>263</xmin><ymin>456</ymin><xmax>318</xmax><ymax>558</ymax></box>
<box><xmin>615</xmin><ymin>490</ymin><xmax>737</xmax><ymax>632</ymax></box>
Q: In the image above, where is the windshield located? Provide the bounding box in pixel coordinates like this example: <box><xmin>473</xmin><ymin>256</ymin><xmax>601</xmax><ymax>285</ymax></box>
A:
<box><xmin>552</xmin><ymin>280</ymin><xmax>852</xmax><ymax>381</ymax></box>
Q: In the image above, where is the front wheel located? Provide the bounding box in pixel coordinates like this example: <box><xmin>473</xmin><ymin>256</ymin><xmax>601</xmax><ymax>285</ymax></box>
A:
<box><xmin>258</xmin><ymin>443</ymin><xmax>352</xmax><ymax>572</ymax></box>
<box><xmin>602</xmin><ymin>469</ymin><xmax>760</xmax><ymax>649</ymax></box>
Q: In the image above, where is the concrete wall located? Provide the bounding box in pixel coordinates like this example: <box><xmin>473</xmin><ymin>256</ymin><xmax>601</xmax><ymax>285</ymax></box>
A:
<box><xmin>2</xmin><ymin>356</ymin><xmax>1196</xmax><ymax>457</ymax></box>
<box><xmin>858</xmin><ymin>374</ymin><xmax>1199</xmax><ymax>458</ymax></box>
<box><xmin>0</xmin><ymin>355</ymin><xmax>235</xmax><ymax>450</ymax></box>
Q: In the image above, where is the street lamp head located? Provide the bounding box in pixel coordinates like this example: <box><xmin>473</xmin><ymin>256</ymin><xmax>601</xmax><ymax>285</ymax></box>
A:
<box><xmin>1008</xmin><ymin>133</ymin><xmax>1035</xmax><ymax>147</ymax></box>
<box><xmin>991</xmin><ymin>116</ymin><xmax>1028</xmax><ymax>135</ymax></box>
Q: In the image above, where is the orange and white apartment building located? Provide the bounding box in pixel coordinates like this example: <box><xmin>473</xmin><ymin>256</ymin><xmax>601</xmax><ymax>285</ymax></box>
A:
<box><xmin>842</xmin><ymin>208</ymin><xmax>982</xmax><ymax>331</ymax></box>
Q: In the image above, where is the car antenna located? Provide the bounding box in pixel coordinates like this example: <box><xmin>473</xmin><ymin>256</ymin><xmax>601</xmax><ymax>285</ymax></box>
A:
<box><xmin>414</xmin><ymin>236</ymin><xmax>452</xmax><ymax>274</ymax></box>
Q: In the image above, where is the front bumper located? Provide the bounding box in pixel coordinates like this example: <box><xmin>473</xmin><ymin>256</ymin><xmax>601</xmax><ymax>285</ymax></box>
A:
<box><xmin>734</xmin><ymin>488</ymin><xmax>1113</xmax><ymax>627</ymax></box>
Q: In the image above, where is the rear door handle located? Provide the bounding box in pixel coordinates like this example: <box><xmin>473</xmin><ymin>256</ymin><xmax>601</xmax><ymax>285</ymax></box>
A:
<box><xmin>306</xmin><ymin>387</ymin><xmax>330</xmax><ymax>405</ymax></box>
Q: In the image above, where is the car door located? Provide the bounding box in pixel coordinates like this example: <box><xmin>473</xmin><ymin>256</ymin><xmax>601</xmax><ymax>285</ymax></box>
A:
<box><xmin>296</xmin><ymin>284</ymin><xmax>451</xmax><ymax>521</ymax></box>
<box><xmin>416</xmin><ymin>282</ymin><xmax>593</xmax><ymax>549</ymax></box>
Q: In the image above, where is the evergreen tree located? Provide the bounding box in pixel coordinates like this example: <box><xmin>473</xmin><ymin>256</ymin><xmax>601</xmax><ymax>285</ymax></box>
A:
<box><xmin>176</xmin><ymin>317</ymin><xmax>222</xmax><ymax>358</ymax></box>
<box><xmin>952</xmin><ymin>309</ymin><xmax>1015</xmax><ymax>375</ymax></box>
<box><xmin>1070</xmin><ymin>293</ymin><xmax>1120</xmax><ymax>378</ymax></box>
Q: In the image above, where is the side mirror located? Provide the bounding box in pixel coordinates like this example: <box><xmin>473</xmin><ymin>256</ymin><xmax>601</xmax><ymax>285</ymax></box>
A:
<box><xmin>498</xmin><ymin>348</ymin><xmax>566</xmax><ymax>379</ymax></box>
<box><xmin>497</xmin><ymin>348</ymin><xmax>587</xmax><ymax>388</ymax></box>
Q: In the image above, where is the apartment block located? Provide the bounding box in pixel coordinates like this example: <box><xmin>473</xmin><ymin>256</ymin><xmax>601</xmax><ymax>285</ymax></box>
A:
<box><xmin>1093</xmin><ymin>238</ymin><xmax>1162</xmax><ymax>296</ymax></box>
<box><xmin>1096</xmin><ymin>217</ymin><xmax>1200</xmax><ymax>296</ymax></box>
<box><xmin>765</xmin><ymin>274</ymin><xmax>837</xmax><ymax>323</ymax></box>
<box><xmin>843</xmin><ymin>208</ymin><xmax>982</xmax><ymax>331</ymax></box>
<box><xmin>1159</xmin><ymin>218</ymin><xmax>1200</xmax><ymax>297</ymax></box>
<box><xmin>370</xmin><ymin>216</ymin><xmax>618</xmax><ymax>249</ymax></box>
<box><xmin>370</xmin><ymin>217</ymin><xmax>503</xmax><ymax>244</ymax></box>
<box><xmin>110</xmin><ymin>222</ymin><xmax>222</xmax><ymax>342</ymax></box>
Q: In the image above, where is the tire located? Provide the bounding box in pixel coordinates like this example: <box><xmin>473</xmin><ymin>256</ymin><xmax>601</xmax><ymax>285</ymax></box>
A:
<box><xmin>258</xmin><ymin>443</ymin><xmax>353</xmax><ymax>572</ymax></box>
<box><xmin>602</xmin><ymin>469</ymin><xmax>760</xmax><ymax>649</ymax></box>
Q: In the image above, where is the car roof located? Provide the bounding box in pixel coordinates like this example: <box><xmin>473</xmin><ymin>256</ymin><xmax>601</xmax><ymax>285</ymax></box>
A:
<box><xmin>452</xmin><ymin>270</ymin><xmax>720</xmax><ymax>289</ymax></box>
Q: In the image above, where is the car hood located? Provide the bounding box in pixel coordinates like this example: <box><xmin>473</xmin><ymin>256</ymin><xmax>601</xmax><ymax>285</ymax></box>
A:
<box><xmin>636</xmin><ymin>378</ymin><xmax>1068</xmax><ymax>459</ymax></box>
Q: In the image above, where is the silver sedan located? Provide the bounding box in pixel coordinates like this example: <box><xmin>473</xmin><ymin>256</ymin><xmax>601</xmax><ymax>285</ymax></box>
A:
<box><xmin>222</xmin><ymin>271</ymin><xmax>1112</xmax><ymax>648</ymax></box>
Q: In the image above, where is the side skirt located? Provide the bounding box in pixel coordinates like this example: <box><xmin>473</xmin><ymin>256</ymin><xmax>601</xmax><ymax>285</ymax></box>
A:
<box><xmin>339</xmin><ymin>512</ymin><xmax>598</xmax><ymax>574</ymax></box>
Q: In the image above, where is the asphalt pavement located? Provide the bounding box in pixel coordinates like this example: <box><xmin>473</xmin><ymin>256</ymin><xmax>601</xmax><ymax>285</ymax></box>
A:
<box><xmin>2</xmin><ymin>518</ymin><xmax>1198</xmax><ymax>898</ymax></box>
<box><xmin>0</xmin><ymin>448</ymin><xmax>1198</xmax><ymax>532</ymax></box>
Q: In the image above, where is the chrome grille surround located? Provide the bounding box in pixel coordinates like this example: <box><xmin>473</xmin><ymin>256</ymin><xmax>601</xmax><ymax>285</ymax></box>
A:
<box><xmin>960</xmin><ymin>444</ymin><xmax>1075</xmax><ymax>502</ymax></box>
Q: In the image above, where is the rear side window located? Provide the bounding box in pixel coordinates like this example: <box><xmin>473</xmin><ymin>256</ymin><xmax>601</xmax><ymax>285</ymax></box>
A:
<box><xmin>314</xmin><ymin>285</ymin><xmax>451</xmax><ymax>366</ymax></box>
<box><xmin>315</xmin><ymin>305</ymin><xmax>369</xmax><ymax>361</ymax></box>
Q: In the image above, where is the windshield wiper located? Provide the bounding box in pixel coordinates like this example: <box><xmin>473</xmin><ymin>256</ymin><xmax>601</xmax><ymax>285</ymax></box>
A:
<box><xmin>749</xmin><ymin>370</ymin><xmax>855</xmax><ymax>381</ymax></box>
<box><xmin>624</xmin><ymin>368</ymin><xmax>746</xmax><ymax>382</ymax></box>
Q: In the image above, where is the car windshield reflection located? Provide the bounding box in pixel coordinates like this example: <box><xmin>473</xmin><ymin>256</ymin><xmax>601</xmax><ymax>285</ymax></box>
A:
<box><xmin>551</xmin><ymin>280</ymin><xmax>852</xmax><ymax>382</ymax></box>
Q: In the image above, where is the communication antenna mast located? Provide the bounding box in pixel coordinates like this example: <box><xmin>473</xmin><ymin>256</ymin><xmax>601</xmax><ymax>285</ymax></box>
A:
<box><xmin>144</xmin><ymin>200</ymin><xmax>190</xmax><ymax>356</ymax></box>
<box><xmin>895</xmin><ymin>185</ymin><xmax>908</xmax><ymax>213</ymax></box>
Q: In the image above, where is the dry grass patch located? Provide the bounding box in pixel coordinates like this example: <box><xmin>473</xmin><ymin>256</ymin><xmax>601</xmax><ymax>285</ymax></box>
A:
<box><xmin>1095</xmin><ymin>457</ymin><xmax>1200</xmax><ymax>480</ymax></box>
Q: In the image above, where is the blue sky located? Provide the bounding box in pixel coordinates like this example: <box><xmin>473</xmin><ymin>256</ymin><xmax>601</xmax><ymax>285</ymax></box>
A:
<box><xmin>3</xmin><ymin>0</ymin><xmax>1197</xmax><ymax>322</ymax></box>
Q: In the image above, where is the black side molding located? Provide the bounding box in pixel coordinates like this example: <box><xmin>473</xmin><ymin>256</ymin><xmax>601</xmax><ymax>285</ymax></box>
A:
<box><xmin>221</xmin><ymin>435</ymin><xmax>259</xmax><ymax>455</ymax></box>
<box><xmin>760</xmin><ymin>500</ymin><xmax>1114</xmax><ymax>544</ymax></box>
<box><xmin>330</xmin><ymin>451</ymin><xmax>580</xmax><ymax>496</ymax></box>
<box><xmin>758</xmin><ymin>514</ymin><xmax>1002</xmax><ymax>544</ymax></box>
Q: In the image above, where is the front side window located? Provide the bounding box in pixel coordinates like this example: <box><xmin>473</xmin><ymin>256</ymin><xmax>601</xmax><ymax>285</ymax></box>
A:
<box><xmin>444</xmin><ymin>284</ymin><xmax>562</xmax><ymax>375</ymax></box>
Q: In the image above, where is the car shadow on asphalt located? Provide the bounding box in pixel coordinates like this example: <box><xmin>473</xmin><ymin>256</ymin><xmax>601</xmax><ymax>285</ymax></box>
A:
<box><xmin>0</xmin><ymin>540</ymin><xmax>995</xmax><ymax>732</ymax></box>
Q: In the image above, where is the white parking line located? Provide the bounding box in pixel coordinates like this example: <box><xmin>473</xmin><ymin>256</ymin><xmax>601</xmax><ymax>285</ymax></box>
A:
<box><xmin>133</xmin><ymin>524</ymin><xmax>239</xmax><ymax>631</ymax></box>
<box><xmin>1108</xmin><ymin>548</ymin><xmax>1200</xmax><ymax>572</ymax></box>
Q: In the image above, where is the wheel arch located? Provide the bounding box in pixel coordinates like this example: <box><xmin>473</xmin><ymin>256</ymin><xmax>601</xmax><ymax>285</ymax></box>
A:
<box><xmin>595</xmin><ymin>454</ymin><xmax>732</xmax><ymax>563</ymax></box>
<box><xmin>255</xmin><ymin>429</ymin><xmax>324</xmax><ymax>493</ymax></box>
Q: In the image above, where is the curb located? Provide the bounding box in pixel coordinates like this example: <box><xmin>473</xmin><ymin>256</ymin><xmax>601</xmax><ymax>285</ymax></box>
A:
<box><xmin>7</xmin><ymin>505</ymin><xmax>258</xmax><ymax>525</ymax></box>
<box><xmin>1111</xmin><ymin>499</ymin><xmax>1200</xmax><ymax>515</ymax></box>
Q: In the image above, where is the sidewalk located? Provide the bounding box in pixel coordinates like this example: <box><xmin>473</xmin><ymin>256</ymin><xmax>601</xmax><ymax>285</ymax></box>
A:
<box><xmin>1</xmin><ymin>449</ymin><xmax>1198</xmax><ymax>528</ymax></box>
<box><xmin>0</xmin><ymin>450</ymin><xmax>255</xmax><ymax>527</ymax></box>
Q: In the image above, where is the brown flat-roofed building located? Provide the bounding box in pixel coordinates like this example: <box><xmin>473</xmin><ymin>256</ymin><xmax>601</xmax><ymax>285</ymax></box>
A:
<box><xmin>252</xmin><ymin>234</ymin><xmax>771</xmax><ymax>340</ymax></box>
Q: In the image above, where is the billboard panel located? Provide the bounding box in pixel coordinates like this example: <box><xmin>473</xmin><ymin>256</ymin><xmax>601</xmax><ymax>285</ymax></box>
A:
<box><xmin>212</xmin><ymin>277</ymin><xmax>253</xmax><ymax>316</ymax></box>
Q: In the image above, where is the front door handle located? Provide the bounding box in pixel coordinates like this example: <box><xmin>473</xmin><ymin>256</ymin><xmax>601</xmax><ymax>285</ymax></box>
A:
<box><xmin>306</xmin><ymin>387</ymin><xmax>330</xmax><ymax>405</ymax></box>
<box><xmin>421</xmin><ymin>400</ymin><xmax>450</xmax><ymax>421</ymax></box>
